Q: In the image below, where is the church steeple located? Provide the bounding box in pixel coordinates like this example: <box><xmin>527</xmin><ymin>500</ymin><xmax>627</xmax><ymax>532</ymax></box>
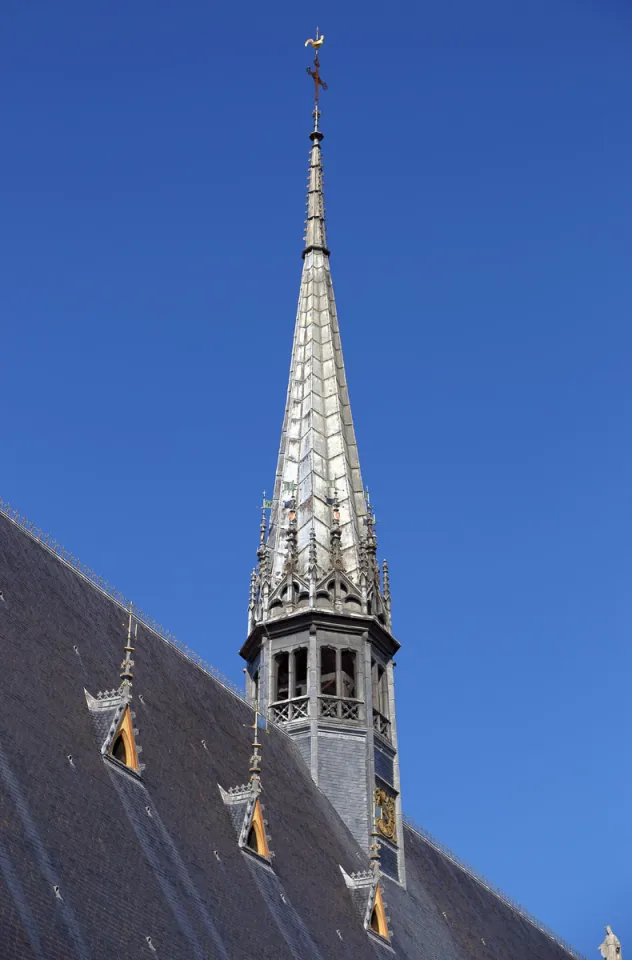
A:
<box><xmin>240</xmin><ymin>35</ymin><xmax>404</xmax><ymax>884</ymax></box>
<box><xmin>249</xmin><ymin>37</ymin><xmax>389</xmax><ymax>623</ymax></box>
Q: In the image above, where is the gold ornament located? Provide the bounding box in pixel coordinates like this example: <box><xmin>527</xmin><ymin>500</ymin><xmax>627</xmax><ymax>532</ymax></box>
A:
<box><xmin>375</xmin><ymin>788</ymin><xmax>397</xmax><ymax>842</ymax></box>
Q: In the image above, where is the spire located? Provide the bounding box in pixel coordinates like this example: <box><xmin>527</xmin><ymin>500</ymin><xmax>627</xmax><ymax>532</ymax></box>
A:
<box><xmin>240</xmin><ymin>36</ymin><xmax>403</xmax><ymax>882</ymax></box>
<box><xmin>262</xmin><ymin>33</ymin><xmax>370</xmax><ymax>596</ymax></box>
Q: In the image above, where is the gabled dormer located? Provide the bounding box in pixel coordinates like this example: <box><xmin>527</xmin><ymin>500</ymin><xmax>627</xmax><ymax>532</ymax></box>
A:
<box><xmin>219</xmin><ymin>715</ymin><xmax>273</xmax><ymax>863</ymax></box>
<box><xmin>85</xmin><ymin>606</ymin><xmax>143</xmax><ymax>776</ymax></box>
<box><xmin>341</xmin><ymin>865</ymin><xmax>391</xmax><ymax>945</ymax></box>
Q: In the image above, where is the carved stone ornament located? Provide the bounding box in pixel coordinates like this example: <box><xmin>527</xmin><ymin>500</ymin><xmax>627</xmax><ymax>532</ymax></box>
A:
<box><xmin>599</xmin><ymin>926</ymin><xmax>622</xmax><ymax>960</ymax></box>
<box><xmin>375</xmin><ymin>788</ymin><xmax>396</xmax><ymax>842</ymax></box>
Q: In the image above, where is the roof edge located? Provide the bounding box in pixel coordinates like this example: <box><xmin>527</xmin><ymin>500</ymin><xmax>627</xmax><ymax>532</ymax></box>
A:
<box><xmin>402</xmin><ymin>816</ymin><xmax>586</xmax><ymax>960</ymax></box>
<box><xmin>0</xmin><ymin>496</ymin><xmax>248</xmax><ymax>705</ymax></box>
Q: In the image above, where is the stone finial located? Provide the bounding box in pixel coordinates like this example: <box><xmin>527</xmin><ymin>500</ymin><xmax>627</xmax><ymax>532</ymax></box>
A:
<box><xmin>363</xmin><ymin>491</ymin><xmax>380</xmax><ymax>587</ymax></box>
<box><xmin>119</xmin><ymin>604</ymin><xmax>136</xmax><ymax>698</ymax></box>
<box><xmin>256</xmin><ymin>497</ymin><xmax>270</xmax><ymax>580</ymax></box>
<box><xmin>329</xmin><ymin>494</ymin><xmax>344</xmax><ymax>570</ymax></box>
<box><xmin>283</xmin><ymin>498</ymin><xmax>298</xmax><ymax>575</ymax></box>
<box><xmin>247</xmin><ymin>568</ymin><xmax>258</xmax><ymax>632</ymax></box>
<box><xmin>599</xmin><ymin>926</ymin><xmax>622</xmax><ymax>960</ymax></box>
<box><xmin>249</xmin><ymin>714</ymin><xmax>263</xmax><ymax>791</ymax></box>
<box><xmin>382</xmin><ymin>559</ymin><xmax>391</xmax><ymax>602</ymax></box>
<box><xmin>308</xmin><ymin>526</ymin><xmax>318</xmax><ymax>581</ymax></box>
<box><xmin>369</xmin><ymin>797</ymin><xmax>382</xmax><ymax>878</ymax></box>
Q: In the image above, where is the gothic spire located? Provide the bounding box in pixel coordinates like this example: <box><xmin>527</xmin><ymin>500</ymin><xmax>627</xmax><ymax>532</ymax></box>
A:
<box><xmin>263</xmin><ymin>36</ymin><xmax>369</xmax><ymax>595</ymax></box>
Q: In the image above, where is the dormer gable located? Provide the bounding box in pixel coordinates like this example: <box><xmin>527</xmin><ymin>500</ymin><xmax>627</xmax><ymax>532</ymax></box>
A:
<box><xmin>85</xmin><ymin>688</ymin><xmax>142</xmax><ymax>775</ymax></box>
<box><xmin>340</xmin><ymin>865</ymin><xmax>392</xmax><ymax>945</ymax></box>
<box><xmin>219</xmin><ymin>783</ymin><xmax>271</xmax><ymax>861</ymax></box>
<box><xmin>84</xmin><ymin>606</ymin><xmax>143</xmax><ymax>776</ymax></box>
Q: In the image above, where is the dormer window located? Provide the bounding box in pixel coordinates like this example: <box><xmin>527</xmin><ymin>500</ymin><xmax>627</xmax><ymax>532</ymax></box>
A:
<box><xmin>112</xmin><ymin>734</ymin><xmax>127</xmax><ymax>764</ymax></box>
<box><xmin>108</xmin><ymin>705</ymin><xmax>139</xmax><ymax>773</ymax></box>
<box><xmin>245</xmin><ymin>799</ymin><xmax>270</xmax><ymax>859</ymax></box>
<box><xmin>370</xmin><ymin>885</ymin><xmax>389</xmax><ymax>940</ymax></box>
<box><xmin>341</xmin><ymin>866</ymin><xmax>391</xmax><ymax>943</ymax></box>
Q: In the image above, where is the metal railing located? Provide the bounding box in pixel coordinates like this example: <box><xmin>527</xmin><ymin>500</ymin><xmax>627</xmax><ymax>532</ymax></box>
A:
<box><xmin>0</xmin><ymin>496</ymin><xmax>247</xmax><ymax>702</ymax></box>
<box><xmin>269</xmin><ymin>696</ymin><xmax>309</xmax><ymax>722</ymax></box>
<box><xmin>402</xmin><ymin>814</ymin><xmax>587</xmax><ymax>960</ymax></box>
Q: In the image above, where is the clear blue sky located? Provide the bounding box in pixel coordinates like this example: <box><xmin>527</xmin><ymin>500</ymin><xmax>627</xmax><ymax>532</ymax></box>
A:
<box><xmin>2</xmin><ymin>1</ymin><xmax>630</xmax><ymax>954</ymax></box>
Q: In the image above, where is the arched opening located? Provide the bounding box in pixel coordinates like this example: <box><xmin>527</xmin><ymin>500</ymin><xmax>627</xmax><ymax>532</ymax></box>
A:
<box><xmin>341</xmin><ymin>649</ymin><xmax>356</xmax><ymax>699</ymax></box>
<box><xmin>320</xmin><ymin>647</ymin><xmax>337</xmax><ymax>696</ymax></box>
<box><xmin>294</xmin><ymin>648</ymin><xmax>308</xmax><ymax>697</ymax></box>
<box><xmin>274</xmin><ymin>651</ymin><xmax>289</xmax><ymax>701</ymax></box>
<box><xmin>108</xmin><ymin>705</ymin><xmax>139</xmax><ymax>772</ymax></box>
<box><xmin>372</xmin><ymin>660</ymin><xmax>389</xmax><ymax>718</ymax></box>
<box><xmin>245</xmin><ymin>798</ymin><xmax>269</xmax><ymax>859</ymax></box>
<box><xmin>369</xmin><ymin>885</ymin><xmax>389</xmax><ymax>939</ymax></box>
<box><xmin>246</xmin><ymin>825</ymin><xmax>258</xmax><ymax>852</ymax></box>
<box><xmin>112</xmin><ymin>734</ymin><xmax>127</xmax><ymax>765</ymax></box>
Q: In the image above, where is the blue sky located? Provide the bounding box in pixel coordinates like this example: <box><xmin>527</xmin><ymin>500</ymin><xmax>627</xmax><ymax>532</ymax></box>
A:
<box><xmin>2</xmin><ymin>1</ymin><xmax>631</xmax><ymax>953</ymax></box>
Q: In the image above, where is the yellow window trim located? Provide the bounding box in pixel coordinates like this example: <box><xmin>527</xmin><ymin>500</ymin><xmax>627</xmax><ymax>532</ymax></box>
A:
<box><xmin>110</xmin><ymin>705</ymin><xmax>139</xmax><ymax>772</ymax></box>
<box><xmin>370</xmin><ymin>883</ymin><xmax>389</xmax><ymax>940</ymax></box>
<box><xmin>248</xmin><ymin>798</ymin><xmax>270</xmax><ymax>859</ymax></box>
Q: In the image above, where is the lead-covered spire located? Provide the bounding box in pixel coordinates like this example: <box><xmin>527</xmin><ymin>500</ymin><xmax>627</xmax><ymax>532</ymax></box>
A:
<box><xmin>303</xmin><ymin>112</ymin><xmax>328</xmax><ymax>256</ymax></box>
<box><xmin>247</xmin><ymin>36</ymin><xmax>391</xmax><ymax>630</ymax></box>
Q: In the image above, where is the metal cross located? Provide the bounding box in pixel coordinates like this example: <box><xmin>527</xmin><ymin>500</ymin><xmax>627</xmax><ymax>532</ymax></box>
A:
<box><xmin>306</xmin><ymin>48</ymin><xmax>327</xmax><ymax>105</ymax></box>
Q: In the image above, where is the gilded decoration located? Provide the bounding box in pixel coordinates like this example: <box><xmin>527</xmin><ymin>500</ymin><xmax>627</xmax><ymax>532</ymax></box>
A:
<box><xmin>375</xmin><ymin>788</ymin><xmax>397</xmax><ymax>842</ymax></box>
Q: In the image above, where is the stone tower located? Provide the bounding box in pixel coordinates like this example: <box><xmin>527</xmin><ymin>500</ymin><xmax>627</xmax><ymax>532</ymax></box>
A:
<box><xmin>240</xmin><ymin>70</ymin><xmax>404</xmax><ymax>883</ymax></box>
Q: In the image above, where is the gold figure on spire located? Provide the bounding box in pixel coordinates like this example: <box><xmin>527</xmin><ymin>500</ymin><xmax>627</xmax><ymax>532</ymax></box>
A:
<box><xmin>305</xmin><ymin>27</ymin><xmax>327</xmax><ymax>106</ymax></box>
<box><xmin>304</xmin><ymin>28</ymin><xmax>325</xmax><ymax>52</ymax></box>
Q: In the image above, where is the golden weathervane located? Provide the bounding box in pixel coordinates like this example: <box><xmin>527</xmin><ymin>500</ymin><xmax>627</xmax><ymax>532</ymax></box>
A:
<box><xmin>305</xmin><ymin>28</ymin><xmax>327</xmax><ymax>105</ymax></box>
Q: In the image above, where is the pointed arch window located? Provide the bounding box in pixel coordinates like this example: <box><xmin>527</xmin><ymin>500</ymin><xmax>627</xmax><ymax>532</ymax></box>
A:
<box><xmin>369</xmin><ymin>885</ymin><xmax>389</xmax><ymax>940</ymax></box>
<box><xmin>108</xmin><ymin>705</ymin><xmax>139</xmax><ymax>773</ymax></box>
<box><xmin>112</xmin><ymin>734</ymin><xmax>127</xmax><ymax>764</ymax></box>
<box><xmin>245</xmin><ymin>798</ymin><xmax>270</xmax><ymax>859</ymax></box>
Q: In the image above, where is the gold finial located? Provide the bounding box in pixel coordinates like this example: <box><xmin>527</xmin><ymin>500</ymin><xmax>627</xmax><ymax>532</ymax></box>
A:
<box><xmin>304</xmin><ymin>27</ymin><xmax>325</xmax><ymax>52</ymax></box>
<box><xmin>305</xmin><ymin>28</ymin><xmax>328</xmax><ymax>110</ymax></box>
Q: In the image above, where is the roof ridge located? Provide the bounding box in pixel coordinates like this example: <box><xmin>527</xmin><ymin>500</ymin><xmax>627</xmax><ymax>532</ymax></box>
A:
<box><xmin>0</xmin><ymin>496</ymin><xmax>248</xmax><ymax>704</ymax></box>
<box><xmin>402</xmin><ymin>815</ymin><xmax>586</xmax><ymax>960</ymax></box>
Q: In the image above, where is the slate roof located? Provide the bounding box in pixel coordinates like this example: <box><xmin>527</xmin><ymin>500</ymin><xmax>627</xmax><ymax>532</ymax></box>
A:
<box><xmin>0</xmin><ymin>508</ymin><xmax>583</xmax><ymax>960</ymax></box>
